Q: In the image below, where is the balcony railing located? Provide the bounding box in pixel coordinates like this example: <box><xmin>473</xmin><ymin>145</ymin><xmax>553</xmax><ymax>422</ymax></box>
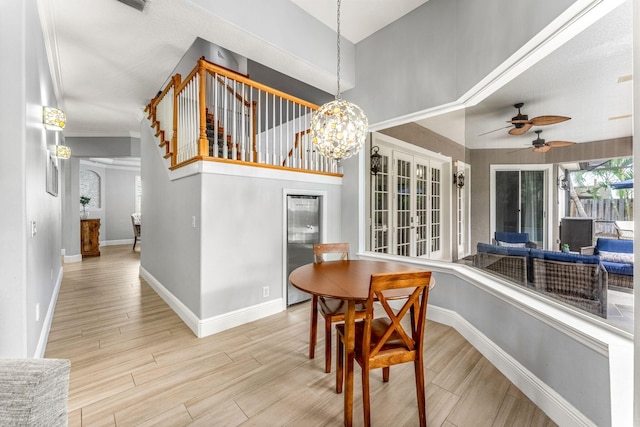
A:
<box><xmin>147</xmin><ymin>58</ymin><xmax>339</xmax><ymax>175</ymax></box>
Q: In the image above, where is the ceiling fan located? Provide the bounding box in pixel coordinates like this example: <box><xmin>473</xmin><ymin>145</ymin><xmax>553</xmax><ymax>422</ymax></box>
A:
<box><xmin>531</xmin><ymin>130</ymin><xmax>575</xmax><ymax>152</ymax></box>
<box><xmin>479</xmin><ymin>102</ymin><xmax>571</xmax><ymax>136</ymax></box>
<box><xmin>507</xmin><ymin>102</ymin><xmax>571</xmax><ymax>135</ymax></box>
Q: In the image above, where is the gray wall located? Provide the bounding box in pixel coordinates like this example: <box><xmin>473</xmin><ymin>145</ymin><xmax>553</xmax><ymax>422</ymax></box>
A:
<box><xmin>140</xmin><ymin>123</ymin><xmax>203</xmax><ymax>316</ymax></box>
<box><xmin>105</xmin><ymin>167</ymin><xmax>140</xmax><ymax>242</ymax></box>
<box><xmin>140</xmin><ymin>119</ymin><xmax>343</xmax><ymax>319</ymax></box>
<box><xmin>0</xmin><ymin>0</ymin><xmax>63</xmax><ymax>357</ymax></box>
<box><xmin>346</xmin><ymin>0</ymin><xmax>574</xmax><ymax>126</ymax></box>
<box><xmin>61</xmin><ymin>158</ymin><xmax>80</xmax><ymax>258</ymax></box>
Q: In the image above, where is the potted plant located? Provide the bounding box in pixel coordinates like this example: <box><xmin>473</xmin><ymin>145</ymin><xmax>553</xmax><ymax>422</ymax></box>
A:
<box><xmin>80</xmin><ymin>196</ymin><xmax>91</xmax><ymax>219</ymax></box>
<box><xmin>561</xmin><ymin>243</ymin><xmax>570</xmax><ymax>253</ymax></box>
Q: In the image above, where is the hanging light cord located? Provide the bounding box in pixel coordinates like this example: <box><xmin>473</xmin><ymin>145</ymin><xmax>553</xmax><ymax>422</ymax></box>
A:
<box><xmin>336</xmin><ymin>0</ymin><xmax>341</xmax><ymax>100</ymax></box>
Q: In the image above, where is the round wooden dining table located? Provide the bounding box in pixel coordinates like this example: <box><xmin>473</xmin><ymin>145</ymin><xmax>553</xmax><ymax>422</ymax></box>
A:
<box><xmin>289</xmin><ymin>259</ymin><xmax>434</xmax><ymax>426</ymax></box>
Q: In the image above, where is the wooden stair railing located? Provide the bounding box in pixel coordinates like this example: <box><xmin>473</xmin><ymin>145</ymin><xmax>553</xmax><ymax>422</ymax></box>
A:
<box><xmin>282</xmin><ymin>129</ymin><xmax>311</xmax><ymax>167</ymax></box>
<box><xmin>146</xmin><ymin>56</ymin><xmax>340</xmax><ymax>175</ymax></box>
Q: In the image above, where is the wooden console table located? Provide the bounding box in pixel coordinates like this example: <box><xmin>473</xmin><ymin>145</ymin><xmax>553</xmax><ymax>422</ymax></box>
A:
<box><xmin>81</xmin><ymin>219</ymin><xmax>100</xmax><ymax>258</ymax></box>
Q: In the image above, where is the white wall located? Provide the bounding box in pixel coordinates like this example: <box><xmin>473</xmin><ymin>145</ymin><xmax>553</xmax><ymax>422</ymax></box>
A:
<box><xmin>0</xmin><ymin>0</ymin><xmax>63</xmax><ymax>358</ymax></box>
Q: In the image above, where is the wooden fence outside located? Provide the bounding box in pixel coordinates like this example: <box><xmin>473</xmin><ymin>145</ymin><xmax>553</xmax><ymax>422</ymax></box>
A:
<box><xmin>569</xmin><ymin>198</ymin><xmax>633</xmax><ymax>237</ymax></box>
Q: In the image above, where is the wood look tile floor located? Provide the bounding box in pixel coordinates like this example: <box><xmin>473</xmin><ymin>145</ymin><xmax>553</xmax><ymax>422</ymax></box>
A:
<box><xmin>46</xmin><ymin>245</ymin><xmax>557</xmax><ymax>426</ymax></box>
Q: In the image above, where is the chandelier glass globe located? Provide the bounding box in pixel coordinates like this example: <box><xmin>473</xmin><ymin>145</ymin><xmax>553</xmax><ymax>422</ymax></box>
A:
<box><xmin>310</xmin><ymin>99</ymin><xmax>368</xmax><ymax>160</ymax></box>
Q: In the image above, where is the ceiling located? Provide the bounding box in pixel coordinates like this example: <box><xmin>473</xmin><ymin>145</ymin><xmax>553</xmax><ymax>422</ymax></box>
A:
<box><xmin>457</xmin><ymin>0</ymin><xmax>632</xmax><ymax>151</ymax></box>
<box><xmin>38</xmin><ymin>0</ymin><xmax>632</xmax><ymax>153</ymax></box>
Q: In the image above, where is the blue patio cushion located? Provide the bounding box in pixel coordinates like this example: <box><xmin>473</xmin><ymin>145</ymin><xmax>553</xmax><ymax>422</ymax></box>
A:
<box><xmin>602</xmin><ymin>261</ymin><xmax>633</xmax><ymax>276</ymax></box>
<box><xmin>594</xmin><ymin>238</ymin><xmax>633</xmax><ymax>255</ymax></box>
<box><xmin>528</xmin><ymin>248</ymin><xmax>601</xmax><ymax>265</ymax></box>
<box><xmin>494</xmin><ymin>232</ymin><xmax>530</xmax><ymax>245</ymax></box>
<box><xmin>477</xmin><ymin>242</ymin><xmax>530</xmax><ymax>257</ymax></box>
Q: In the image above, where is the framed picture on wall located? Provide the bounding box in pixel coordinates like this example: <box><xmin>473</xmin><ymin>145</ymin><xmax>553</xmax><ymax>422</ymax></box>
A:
<box><xmin>46</xmin><ymin>152</ymin><xmax>59</xmax><ymax>196</ymax></box>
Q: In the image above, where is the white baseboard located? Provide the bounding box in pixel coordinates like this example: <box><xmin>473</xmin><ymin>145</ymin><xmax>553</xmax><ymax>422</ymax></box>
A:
<box><xmin>35</xmin><ymin>267</ymin><xmax>64</xmax><ymax>358</ymax></box>
<box><xmin>427</xmin><ymin>305</ymin><xmax>595</xmax><ymax>427</ymax></box>
<box><xmin>64</xmin><ymin>254</ymin><xmax>82</xmax><ymax>263</ymax></box>
<box><xmin>101</xmin><ymin>239</ymin><xmax>134</xmax><ymax>247</ymax></box>
<box><xmin>139</xmin><ymin>267</ymin><xmax>284</xmax><ymax>338</ymax></box>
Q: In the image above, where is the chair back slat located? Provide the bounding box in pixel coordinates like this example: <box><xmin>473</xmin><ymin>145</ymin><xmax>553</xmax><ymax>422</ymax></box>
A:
<box><xmin>364</xmin><ymin>271</ymin><xmax>431</xmax><ymax>360</ymax></box>
<box><xmin>313</xmin><ymin>243</ymin><xmax>349</xmax><ymax>263</ymax></box>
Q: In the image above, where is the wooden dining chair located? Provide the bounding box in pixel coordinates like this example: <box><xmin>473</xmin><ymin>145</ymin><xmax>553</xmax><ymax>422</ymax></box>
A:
<box><xmin>310</xmin><ymin>243</ymin><xmax>367</xmax><ymax>373</ymax></box>
<box><xmin>335</xmin><ymin>270</ymin><xmax>432</xmax><ymax>427</ymax></box>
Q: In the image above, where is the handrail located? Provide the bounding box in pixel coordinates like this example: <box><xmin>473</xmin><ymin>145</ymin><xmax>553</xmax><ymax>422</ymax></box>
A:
<box><xmin>147</xmin><ymin>56</ymin><xmax>337</xmax><ymax>175</ymax></box>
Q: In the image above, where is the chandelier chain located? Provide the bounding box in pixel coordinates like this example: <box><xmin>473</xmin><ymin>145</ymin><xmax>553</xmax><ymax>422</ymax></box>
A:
<box><xmin>336</xmin><ymin>0</ymin><xmax>341</xmax><ymax>100</ymax></box>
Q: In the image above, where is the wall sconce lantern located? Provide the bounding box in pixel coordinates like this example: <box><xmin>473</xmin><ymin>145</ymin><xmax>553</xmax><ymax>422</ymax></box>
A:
<box><xmin>43</xmin><ymin>106</ymin><xmax>66</xmax><ymax>131</ymax></box>
<box><xmin>370</xmin><ymin>146</ymin><xmax>382</xmax><ymax>175</ymax></box>
<box><xmin>453</xmin><ymin>171</ymin><xmax>465</xmax><ymax>188</ymax></box>
<box><xmin>558</xmin><ymin>175</ymin><xmax>568</xmax><ymax>190</ymax></box>
<box><xmin>54</xmin><ymin>145</ymin><xmax>71</xmax><ymax>159</ymax></box>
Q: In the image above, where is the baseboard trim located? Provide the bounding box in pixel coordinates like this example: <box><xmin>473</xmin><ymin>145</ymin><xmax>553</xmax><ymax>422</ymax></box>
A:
<box><xmin>139</xmin><ymin>266</ymin><xmax>284</xmax><ymax>338</ymax></box>
<box><xmin>35</xmin><ymin>267</ymin><xmax>64</xmax><ymax>358</ymax></box>
<box><xmin>64</xmin><ymin>254</ymin><xmax>82</xmax><ymax>263</ymax></box>
<box><xmin>198</xmin><ymin>299</ymin><xmax>283</xmax><ymax>338</ymax></box>
<box><xmin>427</xmin><ymin>305</ymin><xmax>595</xmax><ymax>427</ymax></box>
<box><xmin>101</xmin><ymin>239</ymin><xmax>134</xmax><ymax>247</ymax></box>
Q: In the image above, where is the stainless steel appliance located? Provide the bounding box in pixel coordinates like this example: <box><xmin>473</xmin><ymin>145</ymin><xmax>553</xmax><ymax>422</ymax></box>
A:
<box><xmin>286</xmin><ymin>195</ymin><xmax>320</xmax><ymax>305</ymax></box>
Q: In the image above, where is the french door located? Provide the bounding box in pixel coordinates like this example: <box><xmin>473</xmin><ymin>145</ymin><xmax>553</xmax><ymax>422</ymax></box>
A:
<box><xmin>371</xmin><ymin>149</ymin><xmax>444</xmax><ymax>259</ymax></box>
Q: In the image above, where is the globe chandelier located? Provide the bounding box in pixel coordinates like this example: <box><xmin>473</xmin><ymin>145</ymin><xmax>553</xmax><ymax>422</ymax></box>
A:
<box><xmin>310</xmin><ymin>0</ymin><xmax>368</xmax><ymax>161</ymax></box>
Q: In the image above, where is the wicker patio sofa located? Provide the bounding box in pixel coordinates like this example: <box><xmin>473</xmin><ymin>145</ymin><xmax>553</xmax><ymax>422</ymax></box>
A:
<box><xmin>475</xmin><ymin>243</ymin><xmax>608</xmax><ymax>318</ymax></box>
<box><xmin>529</xmin><ymin>249</ymin><xmax>608</xmax><ymax>318</ymax></box>
<box><xmin>582</xmin><ymin>238</ymin><xmax>633</xmax><ymax>292</ymax></box>
<box><xmin>475</xmin><ymin>242</ymin><xmax>530</xmax><ymax>286</ymax></box>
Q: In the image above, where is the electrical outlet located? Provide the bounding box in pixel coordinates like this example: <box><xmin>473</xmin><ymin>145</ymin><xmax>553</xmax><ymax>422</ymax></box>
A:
<box><xmin>262</xmin><ymin>286</ymin><xmax>269</xmax><ymax>298</ymax></box>
<box><xmin>35</xmin><ymin>303</ymin><xmax>40</xmax><ymax>322</ymax></box>
<box><xmin>31</xmin><ymin>221</ymin><xmax>37</xmax><ymax>237</ymax></box>
<box><xmin>192</xmin><ymin>216</ymin><xmax>196</xmax><ymax>228</ymax></box>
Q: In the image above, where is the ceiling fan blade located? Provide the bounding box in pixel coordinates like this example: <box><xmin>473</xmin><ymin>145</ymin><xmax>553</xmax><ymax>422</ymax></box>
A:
<box><xmin>507</xmin><ymin>147</ymin><xmax>530</xmax><ymax>155</ymax></box>
<box><xmin>508</xmin><ymin>122</ymin><xmax>533</xmax><ymax>135</ymax></box>
<box><xmin>546</xmin><ymin>140</ymin><xmax>575</xmax><ymax>148</ymax></box>
<box><xmin>507</xmin><ymin>119</ymin><xmax>531</xmax><ymax>124</ymax></box>
<box><xmin>530</xmin><ymin>115</ymin><xmax>571</xmax><ymax>126</ymax></box>
<box><xmin>478</xmin><ymin>125</ymin><xmax>512</xmax><ymax>136</ymax></box>
<box><xmin>532</xmin><ymin>145</ymin><xmax>551</xmax><ymax>153</ymax></box>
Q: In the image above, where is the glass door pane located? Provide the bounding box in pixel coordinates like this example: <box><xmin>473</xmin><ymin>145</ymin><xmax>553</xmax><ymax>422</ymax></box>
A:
<box><xmin>371</xmin><ymin>153</ymin><xmax>390</xmax><ymax>253</ymax></box>
<box><xmin>521</xmin><ymin>170</ymin><xmax>545</xmax><ymax>245</ymax></box>
<box><xmin>415</xmin><ymin>163</ymin><xmax>429</xmax><ymax>256</ymax></box>
<box><xmin>430</xmin><ymin>166</ymin><xmax>441</xmax><ymax>254</ymax></box>
<box><xmin>396</xmin><ymin>157</ymin><xmax>412</xmax><ymax>256</ymax></box>
<box><xmin>495</xmin><ymin>171</ymin><xmax>520</xmax><ymax>232</ymax></box>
